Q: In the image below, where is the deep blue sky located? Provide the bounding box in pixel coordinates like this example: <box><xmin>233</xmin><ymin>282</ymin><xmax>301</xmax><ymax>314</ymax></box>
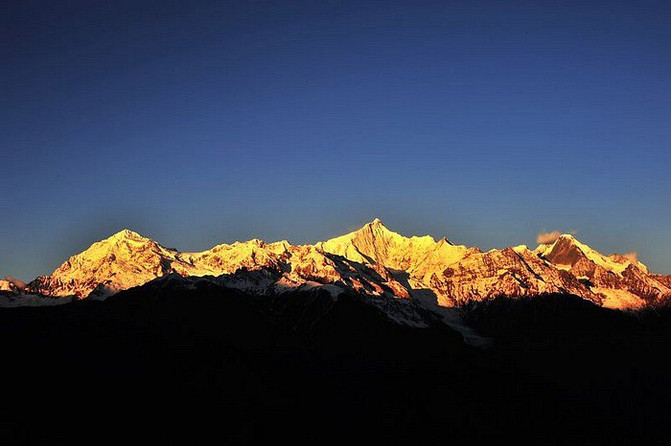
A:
<box><xmin>2</xmin><ymin>0</ymin><xmax>670</xmax><ymax>280</ymax></box>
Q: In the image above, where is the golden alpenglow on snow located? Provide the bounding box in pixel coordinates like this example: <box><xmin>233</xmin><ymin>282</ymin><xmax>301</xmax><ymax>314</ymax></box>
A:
<box><xmin>12</xmin><ymin>219</ymin><xmax>671</xmax><ymax>310</ymax></box>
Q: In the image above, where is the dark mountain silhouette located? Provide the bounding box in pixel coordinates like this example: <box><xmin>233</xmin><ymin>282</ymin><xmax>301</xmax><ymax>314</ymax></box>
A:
<box><xmin>2</xmin><ymin>276</ymin><xmax>671</xmax><ymax>445</ymax></box>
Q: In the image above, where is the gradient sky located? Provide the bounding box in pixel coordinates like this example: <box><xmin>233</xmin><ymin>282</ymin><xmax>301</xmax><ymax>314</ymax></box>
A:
<box><xmin>2</xmin><ymin>0</ymin><xmax>670</xmax><ymax>281</ymax></box>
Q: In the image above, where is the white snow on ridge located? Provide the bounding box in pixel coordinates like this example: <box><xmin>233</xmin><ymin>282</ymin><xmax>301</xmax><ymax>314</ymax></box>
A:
<box><xmin>4</xmin><ymin>219</ymin><xmax>669</xmax><ymax>312</ymax></box>
<box><xmin>0</xmin><ymin>294</ymin><xmax>72</xmax><ymax>308</ymax></box>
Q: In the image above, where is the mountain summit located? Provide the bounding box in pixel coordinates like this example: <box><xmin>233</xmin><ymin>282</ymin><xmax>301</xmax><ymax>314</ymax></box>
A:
<box><xmin>9</xmin><ymin>220</ymin><xmax>669</xmax><ymax>309</ymax></box>
<box><xmin>535</xmin><ymin>233</ymin><xmax>669</xmax><ymax>308</ymax></box>
<box><xmin>316</xmin><ymin>218</ymin><xmax>455</xmax><ymax>270</ymax></box>
<box><xmin>29</xmin><ymin>229</ymin><xmax>190</xmax><ymax>298</ymax></box>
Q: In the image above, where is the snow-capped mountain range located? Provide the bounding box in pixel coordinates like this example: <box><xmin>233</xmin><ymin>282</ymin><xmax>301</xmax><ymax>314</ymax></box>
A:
<box><xmin>3</xmin><ymin>219</ymin><xmax>670</xmax><ymax>310</ymax></box>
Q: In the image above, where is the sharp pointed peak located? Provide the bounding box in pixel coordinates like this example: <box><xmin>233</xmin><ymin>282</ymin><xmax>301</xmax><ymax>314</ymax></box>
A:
<box><xmin>536</xmin><ymin>231</ymin><xmax>580</xmax><ymax>246</ymax></box>
<box><xmin>344</xmin><ymin>218</ymin><xmax>388</xmax><ymax>233</ymax></box>
<box><xmin>352</xmin><ymin>219</ymin><xmax>446</xmax><ymax>244</ymax></box>
<box><xmin>549</xmin><ymin>233</ymin><xmax>578</xmax><ymax>245</ymax></box>
<box><xmin>437</xmin><ymin>236</ymin><xmax>456</xmax><ymax>245</ymax></box>
<box><xmin>106</xmin><ymin>229</ymin><xmax>151</xmax><ymax>242</ymax></box>
<box><xmin>366</xmin><ymin>217</ymin><xmax>385</xmax><ymax>227</ymax></box>
<box><xmin>322</xmin><ymin>218</ymin><xmax>398</xmax><ymax>244</ymax></box>
<box><xmin>556</xmin><ymin>234</ymin><xmax>596</xmax><ymax>249</ymax></box>
<box><xmin>356</xmin><ymin>218</ymin><xmax>395</xmax><ymax>235</ymax></box>
<box><xmin>117</xmin><ymin>228</ymin><xmax>140</xmax><ymax>236</ymax></box>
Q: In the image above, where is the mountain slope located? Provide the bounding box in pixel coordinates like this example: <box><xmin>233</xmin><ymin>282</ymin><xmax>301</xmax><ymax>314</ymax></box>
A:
<box><xmin>5</xmin><ymin>274</ymin><xmax>671</xmax><ymax>445</ymax></box>
<box><xmin>426</xmin><ymin>246</ymin><xmax>596</xmax><ymax>306</ymax></box>
<box><xmin>536</xmin><ymin>234</ymin><xmax>671</xmax><ymax>308</ymax></box>
<box><xmin>317</xmin><ymin>218</ymin><xmax>471</xmax><ymax>271</ymax></box>
<box><xmin>17</xmin><ymin>220</ymin><xmax>671</xmax><ymax>310</ymax></box>
<box><xmin>28</xmin><ymin>228</ymin><xmax>410</xmax><ymax>301</ymax></box>
<box><xmin>0</xmin><ymin>279</ymin><xmax>19</xmax><ymax>294</ymax></box>
<box><xmin>30</xmin><ymin>230</ymin><xmax>206</xmax><ymax>298</ymax></box>
<box><xmin>318</xmin><ymin>220</ymin><xmax>594</xmax><ymax>306</ymax></box>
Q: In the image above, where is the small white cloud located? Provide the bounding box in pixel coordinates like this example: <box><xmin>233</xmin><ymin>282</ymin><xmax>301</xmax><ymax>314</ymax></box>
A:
<box><xmin>536</xmin><ymin>231</ymin><xmax>561</xmax><ymax>245</ymax></box>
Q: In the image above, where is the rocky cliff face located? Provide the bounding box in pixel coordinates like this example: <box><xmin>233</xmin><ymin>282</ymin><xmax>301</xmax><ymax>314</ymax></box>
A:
<box><xmin>536</xmin><ymin>234</ymin><xmax>671</xmax><ymax>309</ymax></box>
<box><xmin>317</xmin><ymin>220</ymin><xmax>594</xmax><ymax>306</ymax></box>
<box><xmin>28</xmin><ymin>227</ymin><xmax>409</xmax><ymax>301</ymax></box>
<box><xmin>22</xmin><ymin>220</ymin><xmax>671</xmax><ymax>309</ymax></box>
<box><xmin>30</xmin><ymin>230</ymin><xmax>198</xmax><ymax>298</ymax></box>
<box><xmin>426</xmin><ymin>246</ymin><xmax>596</xmax><ymax>306</ymax></box>
<box><xmin>652</xmin><ymin>274</ymin><xmax>671</xmax><ymax>288</ymax></box>
<box><xmin>0</xmin><ymin>279</ymin><xmax>19</xmax><ymax>294</ymax></box>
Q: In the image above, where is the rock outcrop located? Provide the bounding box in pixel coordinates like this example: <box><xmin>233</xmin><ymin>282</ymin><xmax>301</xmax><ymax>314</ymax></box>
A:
<box><xmin>20</xmin><ymin>220</ymin><xmax>670</xmax><ymax>310</ymax></box>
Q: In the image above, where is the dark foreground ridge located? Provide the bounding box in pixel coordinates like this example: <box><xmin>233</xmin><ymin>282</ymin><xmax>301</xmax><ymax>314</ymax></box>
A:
<box><xmin>2</xmin><ymin>278</ymin><xmax>671</xmax><ymax>445</ymax></box>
